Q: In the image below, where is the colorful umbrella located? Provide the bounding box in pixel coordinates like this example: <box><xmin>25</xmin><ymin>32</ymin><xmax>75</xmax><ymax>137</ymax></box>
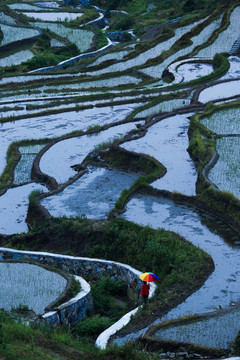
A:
<box><xmin>140</xmin><ymin>272</ymin><xmax>158</xmax><ymax>282</ymax></box>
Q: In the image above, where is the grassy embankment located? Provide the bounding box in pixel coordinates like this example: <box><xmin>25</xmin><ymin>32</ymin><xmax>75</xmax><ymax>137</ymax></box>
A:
<box><xmin>0</xmin><ymin>309</ymin><xmax>163</xmax><ymax>360</ymax></box>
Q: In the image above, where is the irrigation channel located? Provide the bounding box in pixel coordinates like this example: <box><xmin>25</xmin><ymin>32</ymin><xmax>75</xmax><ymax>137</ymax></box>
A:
<box><xmin>0</xmin><ymin>0</ymin><xmax>240</xmax><ymax>355</ymax></box>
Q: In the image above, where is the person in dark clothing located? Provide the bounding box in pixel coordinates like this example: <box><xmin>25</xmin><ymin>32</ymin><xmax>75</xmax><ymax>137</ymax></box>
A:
<box><xmin>141</xmin><ymin>281</ymin><xmax>150</xmax><ymax>304</ymax></box>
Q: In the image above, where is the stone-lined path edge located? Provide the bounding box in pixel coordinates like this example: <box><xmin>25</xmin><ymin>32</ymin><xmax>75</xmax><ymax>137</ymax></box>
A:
<box><xmin>0</xmin><ymin>247</ymin><xmax>156</xmax><ymax>349</ymax></box>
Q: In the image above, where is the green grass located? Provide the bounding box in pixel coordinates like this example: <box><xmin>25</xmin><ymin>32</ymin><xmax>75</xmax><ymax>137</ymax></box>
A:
<box><xmin>0</xmin><ymin>309</ymin><xmax>161</xmax><ymax>359</ymax></box>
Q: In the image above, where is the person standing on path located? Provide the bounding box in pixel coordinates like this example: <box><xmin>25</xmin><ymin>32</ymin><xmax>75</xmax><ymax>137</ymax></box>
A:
<box><xmin>141</xmin><ymin>281</ymin><xmax>150</xmax><ymax>305</ymax></box>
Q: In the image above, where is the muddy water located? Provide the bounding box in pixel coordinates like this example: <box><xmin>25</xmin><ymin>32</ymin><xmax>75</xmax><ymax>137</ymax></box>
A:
<box><xmin>113</xmin><ymin>194</ymin><xmax>240</xmax><ymax>344</ymax></box>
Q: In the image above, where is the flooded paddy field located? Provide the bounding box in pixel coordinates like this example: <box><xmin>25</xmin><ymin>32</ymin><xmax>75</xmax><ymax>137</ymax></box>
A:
<box><xmin>41</xmin><ymin>165</ymin><xmax>138</xmax><ymax>219</ymax></box>
<box><xmin>198</xmin><ymin>79</ymin><xmax>240</xmax><ymax>102</ymax></box>
<box><xmin>0</xmin><ymin>0</ymin><xmax>240</xmax><ymax>354</ymax></box>
<box><xmin>154</xmin><ymin>305</ymin><xmax>240</xmax><ymax>349</ymax></box>
<box><xmin>0</xmin><ymin>262</ymin><xmax>67</xmax><ymax>314</ymax></box>
<box><xmin>0</xmin><ymin>103</ymin><xmax>140</xmax><ymax>175</ymax></box>
<box><xmin>0</xmin><ymin>183</ymin><xmax>46</xmax><ymax>235</ymax></box>
<box><xmin>122</xmin><ymin>113</ymin><xmax>197</xmax><ymax>195</ymax></box>
<box><xmin>209</xmin><ymin>136</ymin><xmax>240</xmax><ymax>199</ymax></box>
<box><xmin>14</xmin><ymin>144</ymin><xmax>47</xmax><ymax>185</ymax></box>
<box><xmin>201</xmin><ymin>104</ymin><xmax>240</xmax><ymax>198</ymax></box>
<box><xmin>0</xmin><ymin>49</ymin><xmax>34</xmax><ymax>67</ymax></box>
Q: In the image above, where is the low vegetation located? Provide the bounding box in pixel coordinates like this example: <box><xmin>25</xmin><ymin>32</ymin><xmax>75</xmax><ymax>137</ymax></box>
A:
<box><xmin>0</xmin><ymin>309</ymin><xmax>161</xmax><ymax>360</ymax></box>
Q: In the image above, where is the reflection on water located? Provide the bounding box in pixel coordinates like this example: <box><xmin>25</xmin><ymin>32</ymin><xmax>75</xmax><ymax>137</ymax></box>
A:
<box><xmin>122</xmin><ymin>114</ymin><xmax>197</xmax><ymax>196</ymax></box>
<box><xmin>41</xmin><ymin>166</ymin><xmax>138</xmax><ymax>219</ymax></box>
<box><xmin>0</xmin><ymin>183</ymin><xmax>46</xmax><ymax>235</ymax></box>
<box><xmin>40</xmin><ymin>122</ymin><xmax>138</xmax><ymax>183</ymax></box>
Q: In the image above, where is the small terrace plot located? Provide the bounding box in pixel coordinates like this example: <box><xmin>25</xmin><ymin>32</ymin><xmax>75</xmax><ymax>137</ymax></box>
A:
<box><xmin>135</xmin><ymin>98</ymin><xmax>191</xmax><ymax>118</ymax></box>
<box><xmin>0</xmin><ymin>262</ymin><xmax>67</xmax><ymax>314</ymax></box>
<box><xmin>38</xmin><ymin>75</ymin><xmax>141</xmax><ymax>92</ymax></box>
<box><xmin>198</xmin><ymin>79</ymin><xmax>240</xmax><ymax>102</ymax></box>
<box><xmin>201</xmin><ymin>107</ymin><xmax>240</xmax><ymax>134</ymax></box>
<box><xmin>153</xmin><ymin>306</ymin><xmax>240</xmax><ymax>350</ymax></box>
<box><xmin>177</xmin><ymin>62</ymin><xmax>213</xmax><ymax>82</ymax></box>
<box><xmin>221</xmin><ymin>56</ymin><xmax>240</xmax><ymax>80</ymax></box>
<box><xmin>0</xmin><ymin>183</ymin><xmax>46</xmax><ymax>235</ymax></box>
<box><xmin>22</xmin><ymin>11</ymin><xmax>83</xmax><ymax>22</ymax></box>
<box><xmin>0</xmin><ymin>12</ymin><xmax>16</xmax><ymax>24</ymax></box>
<box><xmin>41</xmin><ymin>166</ymin><xmax>138</xmax><ymax>219</ymax></box>
<box><xmin>209</xmin><ymin>136</ymin><xmax>240</xmax><ymax>199</ymax></box>
<box><xmin>14</xmin><ymin>144</ymin><xmax>46</xmax><ymax>185</ymax></box>
<box><xmin>90</xmin><ymin>50</ymin><xmax>129</xmax><ymax>66</ymax></box>
<box><xmin>0</xmin><ymin>49</ymin><xmax>34</xmax><ymax>67</ymax></box>
<box><xmin>0</xmin><ymin>24</ymin><xmax>40</xmax><ymax>47</ymax></box>
<box><xmin>34</xmin><ymin>2</ymin><xmax>62</xmax><ymax>9</ymax></box>
<box><xmin>8</xmin><ymin>3</ymin><xmax>54</xmax><ymax>11</ymax></box>
<box><xmin>30</xmin><ymin>21</ymin><xmax>93</xmax><ymax>52</ymax></box>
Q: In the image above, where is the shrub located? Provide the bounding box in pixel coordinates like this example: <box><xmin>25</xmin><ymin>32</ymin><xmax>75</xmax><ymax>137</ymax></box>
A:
<box><xmin>212</xmin><ymin>53</ymin><xmax>223</xmax><ymax>70</ymax></box>
<box><xmin>188</xmin><ymin>129</ymin><xmax>206</xmax><ymax>159</ymax></box>
<box><xmin>91</xmin><ymin>277</ymin><xmax>127</xmax><ymax>316</ymax></box>
<box><xmin>28</xmin><ymin>190</ymin><xmax>43</xmax><ymax>205</ymax></box>
<box><xmin>73</xmin><ymin>315</ymin><xmax>113</xmax><ymax>337</ymax></box>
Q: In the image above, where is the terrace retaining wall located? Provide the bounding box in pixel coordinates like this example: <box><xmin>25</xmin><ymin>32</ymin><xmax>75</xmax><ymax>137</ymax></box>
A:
<box><xmin>0</xmin><ymin>247</ymin><xmax>145</xmax><ymax>327</ymax></box>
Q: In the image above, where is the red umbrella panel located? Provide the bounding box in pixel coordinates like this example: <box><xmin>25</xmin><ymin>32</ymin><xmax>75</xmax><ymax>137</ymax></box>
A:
<box><xmin>140</xmin><ymin>272</ymin><xmax>158</xmax><ymax>282</ymax></box>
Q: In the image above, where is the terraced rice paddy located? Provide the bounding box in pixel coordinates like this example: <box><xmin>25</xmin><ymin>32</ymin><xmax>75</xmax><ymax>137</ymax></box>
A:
<box><xmin>39</xmin><ymin>121</ymin><xmax>140</xmax><ymax>183</ymax></box>
<box><xmin>0</xmin><ymin>23</ymin><xmax>40</xmax><ymax>46</ymax></box>
<box><xmin>0</xmin><ymin>0</ymin><xmax>240</xmax><ymax>352</ymax></box>
<box><xmin>0</xmin><ymin>49</ymin><xmax>34</xmax><ymax>67</ymax></box>
<box><xmin>201</xmin><ymin>106</ymin><xmax>240</xmax><ymax>134</ymax></box>
<box><xmin>209</xmin><ymin>136</ymin><xmax>240</xmax><ymax>199</ymax></box>
<box><xmin>14</xmin><ymin>144</ymin><xmax>46</xmax><ymax>185</ymax></box>
<box><xmin>22</xmin><ymin>11</ymin><xmax>83</xmax><ymax>21</ymax></box>
<box><xmin>41</xmin><ymin>165</ymin><xmax>138</xmax><ymax>218</ymax></box>
<box><xmin>197</xmin><ymin>6</ymin><xmax>240</xmax><ymax>57</ymax></box>
<box><xmin>30</xmin><ymin>21</ymin><xmax>93</xmax><ymax>52</ymax></box>
<box><xmin>154</xmin><ymin>305</ymin><xmax>240</xmax><ymax>349</ymax></box>
<box><xmin>0</xmin><ymin>262</ymin><xmax>67</xmax><ymax>314</ymax></box>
